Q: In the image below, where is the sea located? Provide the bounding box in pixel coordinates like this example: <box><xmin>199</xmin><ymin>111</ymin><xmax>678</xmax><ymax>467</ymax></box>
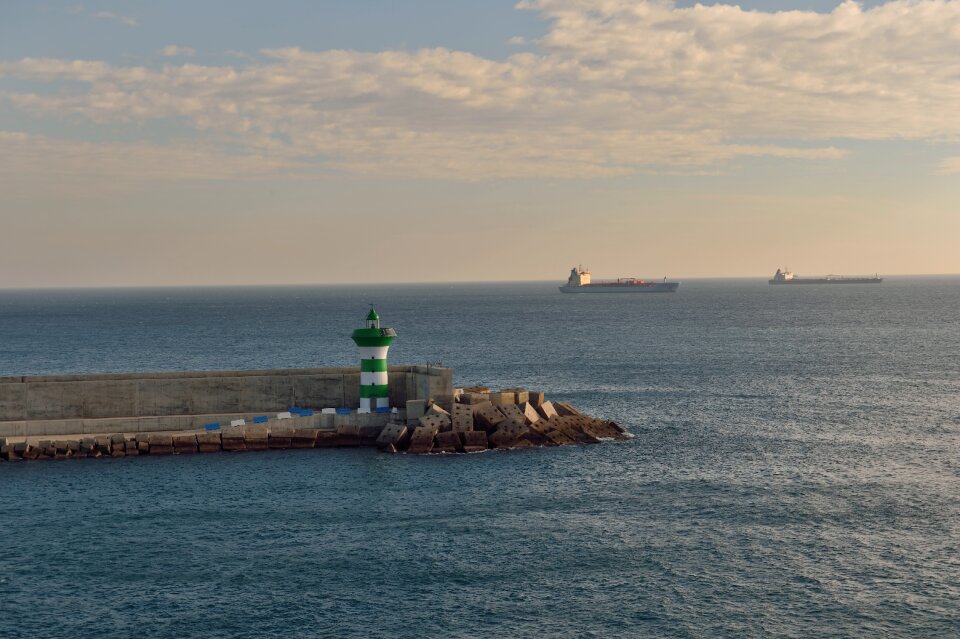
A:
<box><xmin>0</xmin><ymin>278</ymin><xmax>958</xmax><ymax>638</ymax></box>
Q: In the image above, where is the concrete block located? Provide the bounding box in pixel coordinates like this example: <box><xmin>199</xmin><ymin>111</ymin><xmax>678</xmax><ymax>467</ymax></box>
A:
<box><xmin>268</xmin><ymin>427</ymin><xmax>294</xmax><ymax>449</ymax></box>
<box><xmin>528</xmin><ymin>391</ymin><xmax>545</xmax><ymax>407</ymax></box>
<box><xmin>537</xmin><ymin>401</ymin><xmax>559</xmax><ymax>420</ymax></box>
<box><xmin>418</xmin><ymin>413</ymin><xmax>451</xmax><ymax>432</ymax></box>
<box><xmin>0</xmin><ymin>383</ymin><xmax>27</xmax><ymax>421</ymax></box>
<box><xmin>148</xmin><ymin>433</ymin><xmax>174</xmax><ymax>454</ymax></box>
<box><xmin>520</xmin><ymin>402</ymin><xmax>541</xmax><ymax>425</ymax></box>
<box><xmin>290</xmin><ymin>429</ymin><xmax>318</xmax><ymax>449</ymax></box>
<box><xmin>407</xmin><ymin>425</ymin><xmax>437</xmax><ymax>454</ymax></box>
<box><xmin>489</xmin><ymin>421</ymin><xmax>529</xmax><ymax>448</ymax></box>
<box><xmin>243</xmin><ymin>426</ymin><xmax>269</xmax><ymax>451</ymax></box>
<box><xmin>474</xmin><ymin>404</ymin><xmax>506</xmax><ymax>432</ymax></box>
<box><xmin>0</xmin><ymin>421</ymin><xmax>26</xmax><ymax>437</ymax></box>
<box><xmin>196</xmin><ymin>432</ymin><xmax>222</xmax><ymax>453</ymax></box>
<box><xmin>489</xmin><ymin>391</ymin><xmax>516</xmax><ymax>406</ymax></box>
<box><xmin>461</xmin><ymin>430</ymin><xmax>488</xmax><ymax>453</ymax></box>
<box><xmin>497</xmin><ymin>404</ymin><xmax>526</xmax><ymax>426</ymax></box>
<box><xmin>434</xmin><ymin>431</ymin><xmax>462</xmax><ymax>453</ymax></box>
<box><xmin>336</xmin><ymin>424</ymin><xmax>361</xmax><ymax>447</ymax></box>
<box><xmin>173</xmin><ymin>434</ymin><xmax>198</xmax><ymax>454</ymax></box>
<box><xmin>405</xmin><ymin>399</ymin><xmax>426</xmax><ymax>425</ymax></box>
<box><xmin>451</xmin><ymin>404</ymin><xmax>474</xmax><ymax>433</ymax></box>
<box><xmin>459</xmin><ymin>392</ymin><xmax>489</xmax><ymax>405</ymax></box>
<box><xmin>376</xmin><ymin>423</ymin><xmax>408</xmax><ymax>450</ymax></box>
<box><xmin>221</xmin><ymin>427</ymin><xmax>247</xmax><ymax>451</ymax></box>
<box><xmin>554</xmin><ymin>401</ymin><xmax>583</xmax><ymax>417</ymax></box>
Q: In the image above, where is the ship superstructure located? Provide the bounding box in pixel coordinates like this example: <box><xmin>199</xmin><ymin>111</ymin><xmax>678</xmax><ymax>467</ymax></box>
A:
<box><xmin>769</xmin><ymin>268</ymin><xmax>882</xmax><ymax>285</ymax></box>
<box><xmin>559</xmin><ymin>266</ymin><xmax>680</xmax><ymax>293</ymax></box>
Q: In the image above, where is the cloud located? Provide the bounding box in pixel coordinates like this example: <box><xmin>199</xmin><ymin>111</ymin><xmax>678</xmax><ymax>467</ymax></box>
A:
<box><xmin>160</xmin><ymin>45</ymin><xmax>196</xmax><ymax>57</ymax></box>
<box><xmin>937</xmin><ymin>157</ymin><xmax>960</xmax><ymax>175</ymax></box>
<box><xmin>0</xmin><ymin>131</ymin><xmax>299</xmax><ymax>195</ymax></box>
<box><xmin>92</xmin><ymin>10</ymin><xmax>137</xmax><ymax>27</ymax></box>
<box><xmin>3</xmin><ymin>1</ymin><xmax>960</xmax><ymax>181</ymax></box>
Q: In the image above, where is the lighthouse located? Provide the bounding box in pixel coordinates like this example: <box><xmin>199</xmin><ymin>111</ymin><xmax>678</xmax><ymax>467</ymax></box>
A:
<box><xmin>351</xmin><ymin>307</ymin><xmax>397</xmax><ymax>412</ymax></box>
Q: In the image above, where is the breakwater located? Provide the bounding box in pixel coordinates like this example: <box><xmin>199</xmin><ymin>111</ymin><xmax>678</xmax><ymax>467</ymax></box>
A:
<box><xmin>0</xmin><ymin>365</ymin><xmax>452</xmax><ymax>438</ymax></box>
<box><xmin>0</xmin><ymin>381</ymin><xmax>628</xmax><ymax>461</ymax></box>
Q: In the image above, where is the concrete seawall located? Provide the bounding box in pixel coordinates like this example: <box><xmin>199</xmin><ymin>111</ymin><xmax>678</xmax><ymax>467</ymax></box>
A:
<box><xmin>0</xmin><ymin>365</ymin><xmax>453</xmax><ymax>438</ymax></box>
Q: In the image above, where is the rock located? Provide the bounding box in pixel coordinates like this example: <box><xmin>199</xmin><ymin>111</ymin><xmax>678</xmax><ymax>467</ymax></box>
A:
<box><xmin>537</xmin><ymin>401</ymin><xmax>559</xmax><ymax>420</ymax></box>
<box><xmin>196</xmin><ymin>432</ymin><xmax>222</xmax><ymax>453</ymax></box>
<box><xmin>376</xmin><ymin>423</ymin><xmax>408</xmax><ymax>450</ymax></box>
<box><xmin>434</xmin><ymin>431</ymin><xmax>462</xmax><ymax>453</ymax></box>
<box><xmin>407</xmin><ymin>425</ymin><xmax>438</xmax><ymax>454</ymax></box>
<box><xmin>173</xmin><ymin>434</ymin><xmax>198</xmax><ymax>454</ymax></box>
<box><xmin>461</xmin><ymin>430</ymin><xmax>488</xmax><ymax>453</ymax></box>
<box><xmin>290</xmin><ymin>429</ymin><xmax>318</xmax><ymax>449</ymax></box>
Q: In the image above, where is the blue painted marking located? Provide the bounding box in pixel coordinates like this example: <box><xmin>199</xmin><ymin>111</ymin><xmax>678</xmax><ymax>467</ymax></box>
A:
<box><xmin>375</xmin><ymin>407</ymin><xmax>391</xmax><ymax>413</ymax></box>
<box><xmin>336</xmin><ymin>408</ymin><xmax>352</xmax><ymax>415</ymax></box>
<box><xmin>204</xmin><ymin>423</ymin><xmax>221</xmax><ymax>431</ymax></box>
<box><xmin>300</xmin><ymin>409</ymin><xmax>314</xmax><ymax>416</ymax></box>
<box><xmin>253</xmin><ymin>416</ymin><xmax>269</xmax><ymax>424</ymax></box>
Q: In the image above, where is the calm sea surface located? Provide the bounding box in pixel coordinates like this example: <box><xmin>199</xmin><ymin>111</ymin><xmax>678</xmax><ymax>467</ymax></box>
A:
<box><xmin>1</xmin><ymin>279</ymin><xmax>958</xmax><ymax>638</ymax></box>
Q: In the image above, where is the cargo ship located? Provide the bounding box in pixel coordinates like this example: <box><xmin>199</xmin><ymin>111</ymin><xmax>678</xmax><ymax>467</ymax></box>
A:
<box><xmin>769</xmin><ymin>268</ymin><xmax>882</xmax><ymax>285</ymax></box>
<box><xmin>559</xmin><ymin>266</ymin><xmax>680</xmax><ymax>293</ymax></box>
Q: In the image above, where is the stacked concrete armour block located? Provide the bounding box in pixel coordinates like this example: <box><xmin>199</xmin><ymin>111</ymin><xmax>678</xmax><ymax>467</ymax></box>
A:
<box><xmin>173</xmin><ymin>434</ymin><xmax>198</xmax><ymax>454</ymax></box>
<box><xmin>488</xmin><ymin>391</ymin><xmax>516</xmax><ymax>406</ymax></box>
<box><xmin>497</xmin><ymin>404</ymin><xmax>526</xmax><ymax>426</ymax></box>
<box><xmin>451</xmin><ymin>404</ymin><xmax>474</xmax><ymax>433</ymax></box>
<box><xmin>221</xmin><ymin>427</ymin><xmax>246</xmax><ymax>451</ymax></box>
<box><xmin>503</xmin><ymin>388</ymin><xmax>530</xmax><ymax>404</ymax></box>
<box><xmin>461</xmin><ymin>430</ymin><xmax>488</xmax><ymax>453</ymax></box>
<box><xmin>407</xmin><ymin>425</ymin><xmax>438</xmax><ymax>454</ymax></box>
<box><xmin>418</xmin><ymin>411</ymin><xmax>451</xmax><ymax>433</ymax></box>
<box><xmin>434</xmin><ymin>431</ymin><xmax>462</xmax><ymax>453</ymax></box>
<box><xmin>243</xmin><ymin>426</ymin><xmax>269</xmax><ymax>451</ymax></box>
<box><xmin>521</xmin><ymin>403</ymin><xmax>541</xmax><ymax>425</ymax></box>
<box><xmin>376</xmin><ymin>423</ymin><xmax>408</xmax><ymax>450</ymax></box>
<box><xmin>336</xmin><ymin>424</ymin><xmax>362</xmax><ymax>447</ymax></box>
<box><xmin>197</xmin><ymin>432</ymin><xmax>222</xmax><ymax>453</ymax></box>
<box><xmin>489</xmin><ymin>420</ymin><xmax>529</xmax><ymax>449</ymax></box>
<box><xmin>268</xmin><ymin>427</ymin><xmax>294</xmax><ymax>449</ymax></box>
<box><xmin>290</xmin><ymin>429</ymin><xmax>318</xmax><ymax>449</ymax></box>
<box><xmin>537</xmin><ymin>401</ymin><xmax>560</xmax><ymax>420</ymax></box>
<box><xmin>459</xmin><ymin>392</ymin><xmax>489</xmax><ymax>405</ymax></box>
<box><xmin>148</xmin><ymin>434</ymin><xmax>174</xmax><ymax>454</ymax></box>
<box><xmin>527</xmin><ymin>391</ymin><xmax>545</xmax><ymax>407</ymax></box>
<box><xmin>473</xmin><ymin>403</ymin><xmax>506</xmax><ymax>433</ymax></box>
<box><xmin>554</xmin><ymin>401</ymin><xmax>583</xmax><ymax>417</ymax></box>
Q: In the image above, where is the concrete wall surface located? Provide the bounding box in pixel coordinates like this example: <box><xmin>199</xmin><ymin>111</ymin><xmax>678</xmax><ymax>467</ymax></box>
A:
<box><xmin>0</xmin><ymin>366</ymin><xmax>453</xmax><ymax>431</ymax></box>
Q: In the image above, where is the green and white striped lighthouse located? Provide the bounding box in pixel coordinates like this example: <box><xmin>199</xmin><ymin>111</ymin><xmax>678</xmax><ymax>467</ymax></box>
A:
<box><xmin>351</xmin><ymin>307</ymin><xmax>397</xmax><ymax>412</ymax></box>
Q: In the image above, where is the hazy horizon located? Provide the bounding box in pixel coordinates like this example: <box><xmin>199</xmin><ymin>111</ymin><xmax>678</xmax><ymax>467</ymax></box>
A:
<box><xmin>2</xmin><ymin>1</ymin><xmax>959</xmax><ymax>288</ymax></box>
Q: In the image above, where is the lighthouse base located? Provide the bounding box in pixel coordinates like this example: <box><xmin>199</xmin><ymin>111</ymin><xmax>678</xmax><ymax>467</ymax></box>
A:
<box><xmin>360</xmin><ymin>397</ymin><xmax>390</xmax><ymax>411</ymax></box>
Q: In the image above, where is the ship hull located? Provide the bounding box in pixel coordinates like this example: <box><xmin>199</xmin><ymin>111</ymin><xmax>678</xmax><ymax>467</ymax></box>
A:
<box><xmin>559</xmin><ymin>282</ymin><xmax>680</xmax><ymax>293</ymax></box>
<box><xmin>769</xmin><ymin>278</ymin><xmax>882</xmax><ymax>285</ymax></box>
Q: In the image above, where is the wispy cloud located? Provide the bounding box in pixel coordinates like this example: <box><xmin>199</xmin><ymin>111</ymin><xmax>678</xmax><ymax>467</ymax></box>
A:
<box><xmin>937</xmin><ymin>157</ymin><xmax>960</xmax><ymax>175</ymax></box>
<box><xmin>93</xmin><ymin>10</ymin><xmax>137</xmax><ymax>27</ymax></box>
<box><xmin>4</xmin><ymin>0</ymin><xmax>960</xmax><ymax>182</ymax></box>
<box><xmin>160</xmin><ymin>45</ymin><xmax>196</xmax><ymax>57</ymax></box>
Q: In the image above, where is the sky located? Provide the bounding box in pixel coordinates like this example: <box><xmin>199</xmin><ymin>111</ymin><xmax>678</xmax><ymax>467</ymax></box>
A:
<box><xmin>1</xmin><ymin>0</ymin><xmax>958</xmax><ymax>287</ymax></box>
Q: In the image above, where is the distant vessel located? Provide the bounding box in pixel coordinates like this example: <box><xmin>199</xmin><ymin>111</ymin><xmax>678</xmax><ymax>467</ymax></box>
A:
<box><xmin>769</xmin><ymin>268</ymin><xmax>882</xmax><ymax>285</ymax></box>
<box><xmin>559</xmin><ymin>266</ymin><xmax>680</xmax><ymax>293</ymax></box>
